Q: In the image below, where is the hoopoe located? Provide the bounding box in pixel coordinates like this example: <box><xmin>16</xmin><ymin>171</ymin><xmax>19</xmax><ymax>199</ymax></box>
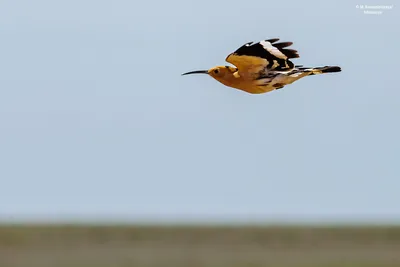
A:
<box><xmin>182</xmin><ymin>38</ymin><xmax>341</xmax><ymax>94</ymax></box>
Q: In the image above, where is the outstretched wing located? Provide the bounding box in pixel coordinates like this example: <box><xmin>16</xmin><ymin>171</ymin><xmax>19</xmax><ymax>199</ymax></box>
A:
<box><xmin>225</xmin><ymin>38</ymin><xmax>299</xmax><ymax>76</ymax></box>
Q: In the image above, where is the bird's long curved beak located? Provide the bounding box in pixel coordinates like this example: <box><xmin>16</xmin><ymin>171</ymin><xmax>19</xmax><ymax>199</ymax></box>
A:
<box><xmin>181</xmin><ymin>70</ymin><xmax>208</xmax><ymax>76</ymax></box>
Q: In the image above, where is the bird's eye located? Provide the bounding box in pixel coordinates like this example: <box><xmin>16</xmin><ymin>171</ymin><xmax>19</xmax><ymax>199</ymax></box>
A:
<box><xmin>213</xmin><ymin>69</ymin><xmax>219</xmax><ymax>74</ymax></box>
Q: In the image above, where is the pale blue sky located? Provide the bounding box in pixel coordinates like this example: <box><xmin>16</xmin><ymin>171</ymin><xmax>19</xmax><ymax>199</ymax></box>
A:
<box><xmin>0</xmin><ymin>0</ymin><xmax>399</xmax><ymax>223</ymax></box>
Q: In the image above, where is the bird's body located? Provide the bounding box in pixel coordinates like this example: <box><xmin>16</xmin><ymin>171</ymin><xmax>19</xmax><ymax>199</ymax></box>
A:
<box><xmin>182</xmin><ymin>38</ymin><xmax>341</xmax><ymax>94</ymax></box>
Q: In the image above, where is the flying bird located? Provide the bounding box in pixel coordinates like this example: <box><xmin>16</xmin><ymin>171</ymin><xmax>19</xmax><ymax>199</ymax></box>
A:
<box><xmin>182</xmin><ymin>38</ymin><xmax>341</xmax><ymax>94</ymax></box>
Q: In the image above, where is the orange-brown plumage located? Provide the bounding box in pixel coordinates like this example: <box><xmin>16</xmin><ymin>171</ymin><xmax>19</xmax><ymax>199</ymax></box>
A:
<box><xmin>182</xmin><ymin>38</ymin><xmax>341</xmax><ymax>94</ymax></box>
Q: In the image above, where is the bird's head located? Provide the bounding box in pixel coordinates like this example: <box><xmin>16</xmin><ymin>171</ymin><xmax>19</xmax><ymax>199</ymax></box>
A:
<box><xmin>182</xmin><ymin>66</ymin><xmax>238</xmax><ymax>85</ymax></box>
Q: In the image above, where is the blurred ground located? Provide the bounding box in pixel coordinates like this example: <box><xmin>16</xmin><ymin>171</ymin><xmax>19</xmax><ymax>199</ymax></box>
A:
<box><xmin>0</xmin><ymin>225</ymin><xmax>400</xmax><ymax>267</ymax></box>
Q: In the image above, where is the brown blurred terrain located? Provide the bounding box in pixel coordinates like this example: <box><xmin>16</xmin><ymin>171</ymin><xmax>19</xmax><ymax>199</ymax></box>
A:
<box><xmin>1</xmin><ymin>225</ymin><xmax>400</xmax><ymax>267</ymax></box>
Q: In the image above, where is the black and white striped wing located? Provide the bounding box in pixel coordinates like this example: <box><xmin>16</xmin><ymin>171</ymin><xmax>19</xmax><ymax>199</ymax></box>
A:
<box><xmin>225</xmin><ymin>38</ymin><xmax>299</xmax><ymax>75</ymax></box>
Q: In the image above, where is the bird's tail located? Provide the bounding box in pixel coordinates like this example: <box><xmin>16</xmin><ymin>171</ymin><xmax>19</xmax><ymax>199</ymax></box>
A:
<box><xmin>302</xmin><ymin>66</ymin><xmax>341</xmax><ymax>75</ymax></box>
